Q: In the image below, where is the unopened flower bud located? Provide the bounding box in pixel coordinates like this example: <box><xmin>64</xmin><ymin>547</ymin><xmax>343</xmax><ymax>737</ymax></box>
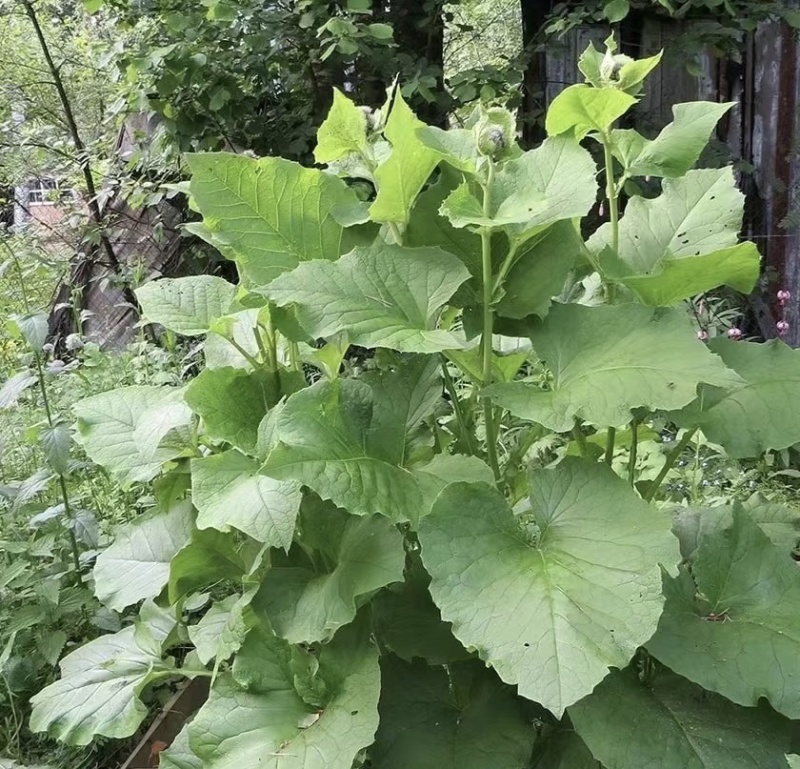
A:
<box><xmin>42</xmin><ymin>342</ymin><xmax>55</xmax><ymax>355</ymax></box>
<box><xmin>778</xmin><ymin>319</ymin><xmax>790</xmax><ymax>335</ymax></box>
<box><xmin>727</xmin><ymin>327</ymin><xmax>743</xmax><ymax>340</ymax></box>
<box><xmin>477</xmin><ymin>126</ymin><xmax>507</xmax><ymax>158</ymax></box>
<box><xmin>778</xmin><ymin>289</ymin><xmax>791</xmax><ymax>303</ymax></box>
<box><xmin>47</xmin><ymin>359</ymin><xmax>65</xmax><ymax>374</ymax></box>
<box><xmin>65</xmin><ymin>333</ymin><xmax>84</xmax><ymax>351</ymax></box>
<box><xmin>697</xmin><ymin>329</ymin><xmax>709</xmax><ymax>341</ymax></box>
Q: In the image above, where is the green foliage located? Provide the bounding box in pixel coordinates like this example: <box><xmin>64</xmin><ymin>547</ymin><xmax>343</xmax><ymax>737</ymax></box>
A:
<box><xmin>21</xmin><ymin>38</ymin><xmax>800</xmax><ymax>769</ymax></box>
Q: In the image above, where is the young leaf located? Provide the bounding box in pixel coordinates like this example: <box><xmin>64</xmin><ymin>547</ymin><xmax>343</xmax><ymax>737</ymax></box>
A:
<box><xmin>74</xmin><ymin>386</ymin><xmax>190</xmax><ymax>483</ymax></box>
<box><xmin>487</xmin><ymin>304</ymin><xmax>742</xmax><ymax>432</ymax></box>
<box><xmin>187</xmin><ymin>153</ymin><xmax>369</xmax><ymax>286</ymax></box>
<box><xmin>604</xmin><ymin>0</ymin><xmax>629</xmax><ymax>22</ymax></box>
<box><xmin>254</xmin><ymin>505</ymin><xmax>404</xmax><ymax>643</ymax></box>
<box><xmin>191</xmin><ymin>450</ymin><xmax>302</xmax><ymax>550</ymax></box>
<box><xmin>418</xmin><ymin>459</ymin><xmax>679</xmax><ymax>716</ymax></box>
<box><xmin>545</xmin><ymin>84</ymin><xmax>636</xmax><ymax>139</ymax></box>
<box><xmin>264</xmin><ymin>243</ymin><xmax>469</xmax><ymax>353</ymax></box>
<box><xmin>569</xmin><ymin>668</ymin><xmax>792</xmax><ymax>769</ymax></box>
<box><xmin>203</xmin><ymin>308</ymin><xmax>261</xmax><ymax>369</ymax></box>
<box><xmin>29</xmin><ymin>624</ymin><xmax>175</xmax><ymax>745</ymax></box>
<box><xmin>188</xmin><ymin>621</ymin><xmax>380</xmax><ymax>769</ymax></box>
<box><xmin>370</xmin><ymin>657</ymin><xmax>537</xmax><ymax>769</ymax></box>
<box><xmin>185</xmin><ymin>367</ymin><xmax>285</xmax><ymax>454</ymax></box>
<box><xmin>135</xmin><ymin>275</ymin><xmax>236</xmax><ymax>336</ymax></box>
<box><xmin>262</xmin><ymin>373</ymin><xmax>439</xmax><ymax>524</ymax></box>
<box><xmin>370</xmin><ymin>93</ymin><xmax>440</xmax><ymax>223</ymax></box>
<box><xmin>314</xmin><ymin>87</ymin><xmax>368</xmax><ymax>164</ymax></box>
<box><xmin>39</xmin><ymin>422</ymin><xmax>71</xmax><ymax>476</ymax></box>
<box><xmin>188</xmin><ymin>591</ymin><xmax>255</xmax><ymax>666</ymax></box>
<box><xmin>675</xmin><ymin>339</ymin><xmax>800</xmax><ymax>458</ymax></box>
<box><xmin>612</xmin><ymin>102</ymin><xmax>734</xmax><ymax>178</ymax></box>
<box><xmin>93</xmin><ymin>501</ymin><xmax>194</xmax><ymax>611</ymax></box>
<box><xmin>415</xmin><ymin>126</ymin><xmax>480</xmax><ymax>174</ymax></box>
<box><xmin>591</xmin><ymin>167</ymin><xmax>759</xmax><ymax>305</ymax></box>
<box><xmin>648</xmin><ymin>508</ymin><xmax>800</xmax><ymax>718</ymax></box>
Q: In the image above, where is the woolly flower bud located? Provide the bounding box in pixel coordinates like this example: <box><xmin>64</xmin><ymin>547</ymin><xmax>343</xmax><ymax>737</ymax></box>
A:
<box><xmin>477</xmin><ymin>126</ymin><xmax>507</xmax><ymax>158</ymax></box>
<box><xmin>778</xmin><ymin>289</ymin><xmax>791</xmax><ymax>303</ymax></box>
<box><xmin>697</xmin><ymin>329</ymin><xmax>709</xmax><ymax>341</ymax></box>
<box><xmin>778</xmin><ymin>319</ymin><xmax>790</xmax><ymax>335</ymax></box>
<box><xmin>42</xmin><ymin>342</ymin><xmax>55</xmax><ymax>355</ymax></box>
<box><xmin>65</xmin><ymin>333</ymin><xmax>84</xmax><ymax>351</ymax></box>
<box><xmin>727</xmin><ymin>327</ymin><xmax>743</xmax><ymax>340</ymax></box>
<box><xmin>47</xmin><ymin>359</ymin><xmax>65</xmax><ymax>375</ymax></box>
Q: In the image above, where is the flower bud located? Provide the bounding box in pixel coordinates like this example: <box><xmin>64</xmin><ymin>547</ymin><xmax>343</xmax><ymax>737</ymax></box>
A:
<box><xmin>778</xmin><ymin>319</ymin><xmax>790</xmax><ymax>335</ymax></box>
<box><xmin>697</xmin><ymin>329</ymin><xmax>708</xmax><ymax>341</ymax></box>
<box><xmin>42</xmin><ymin>342</ymin><xmax>55</xmax><ymax>355</ymax></box>
<box><xmin>47</xmin><ymin>359</ymin><xmax>66</xmax><ymax>375</ymax></box>
<box><xmin>778</xmin><ymin>289</ymin><xmax>791</xmax><ymax>303</ymax></box>
<box><xmin>477</xmin><ymin>126</ymin><xmax>506</xmax><ymax>158</ymax></box>
<box><xmin>727</xmin><ymin>327</ymin><xmax>743</xmax><ymax>340</ymax></box>
<box><xmin>65</xmin><ymin>333</ymin><xmax>84</xmax><ymax>351</ymax></box>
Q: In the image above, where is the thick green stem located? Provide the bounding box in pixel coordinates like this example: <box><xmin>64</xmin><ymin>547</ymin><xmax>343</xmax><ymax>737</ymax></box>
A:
<box><xmin>628</xmin><ymin>421</ymin><xmax>639</xmax><ymax>486</ymax></box>
<box><xmin>644</xmin><ymin>428</ymin><xmax>699</xmax><ymax>503</ymax></box>
<box><xmin>573</xmin><ymin>419</ymin><xmax>589</xmax><ymax>458</ymax></box>
<box><xmin>388</xmin><ymin>221</ymin><xmax>404</xmax><ymax>246</ymax></box>
<box><xmin>479</xmin><ymin>160</ymin><xmax>501</xmax><ymax>484</ymax></box>
<box><xmin>226</xmin><ymin>336</ymin><xmax>262</xmax><ymax>370</ymax></box>
<box><xmin>601</xmin><ymin>136</ymin><xmax>620</xmax><ymax>304</ymax></box>
<box><xmin>604</xmin><ymin>426</ymin><xmax>616</xmax><ymax>465</ymax></box>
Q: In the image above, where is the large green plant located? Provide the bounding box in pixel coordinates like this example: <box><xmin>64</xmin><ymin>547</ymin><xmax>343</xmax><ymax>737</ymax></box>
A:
<box><xmin>26</xmin><ymin>38</ymin><xmax>800</xmax><ymax>767</ymax></box>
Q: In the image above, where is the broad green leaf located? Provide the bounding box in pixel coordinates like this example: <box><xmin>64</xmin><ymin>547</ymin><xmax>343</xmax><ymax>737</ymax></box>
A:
<box><xmin>495</xmin><ymin>220</ymin><xmax>585</xmax><ymax>319</ymax></box>
<box><xmin>416</xmin><ymin>126</ymin><xmax>480</xmax><ymax>173</ymax></box>
<box><xmin>188</xmin><ymin>592</ymin><xmax>255</xmax><ymax>666</ymax></box>
<box><xmin>672</xmin><ymin>496</ymin><xmax>800</xmax><ymax>560</ymax></box>
<box><xmin>169</xmin><ymin>528</ymin><xmax>247</xmax><ymax>603</ymax></box>
<box><xmin>135</xmin><ymin>276</ymin><xmax>236</xmax><ymax>336</ymax></box>
<box><xmin>370</xmin><ymin>93</ymin><xmax>440</xmax><ymax>223</ymax></box>
<box><xmin>405</xmin><ymin>171</ymin><xmax>482</xmax><ymax>305</ymax></box>
<box><xmin>569</xmin><ymin>668</ymin><xmax>792</xmax><ymax>769</ymax></box>
<box><xmin>591</xmin><ymin>168</ymin><xmax>759</xmax><ymax>304</ymax></box>
<box><xmin>440</xmin><ymin>137</ymin><xmax>597</xmax><ymax>250</ymax></box>
<box><xmin>676</xmin><ymin>339</ymin><xmax>800</xmax><ymax>457</ymax></box>
<box><xmin>0</xmin><ymin>370</ymin><xmax>37</xmax><ymax>409</ymax></box>
<box><xmin>487</xmin><ymin>303</ymin><xmax>742</xmax><ymax>432</ymax></box>
<box><xmin>602</xmin><ymin>242</ymin><xmax>761</xmax><ymax>307</ymax></box>
<box><xmin>185</xmin><ymin>367</ymin><xmax>280</xmax><ymax>453</ymax></box>
<box><xmin>188</xmin><ymin>621</ymin><xmax>380</xmax><ymax>769</ymax></box>
<box><xmin>74</xmin><ymin>386</ymin><xmax>189</xmax><ymax>483</ymax></box>
<box><xmin>648</xmin><ymin>508</ymin><xmax>800</xmax><ymax>718</ymax></box>
<box><xmin>372</xmin><ymin>564</ymin><xmax>469</xmax><ymax>664</ymax></box>
<box><xmin>546</xmin><ymin>84</ymin><xmax>636</xmax><ymax>139</ymax></box>
<box><xmin>191</xmin><ymin>450</ymin><xmax>302</xmax><ymax>550</ymax></box>
<box><xmin>370</xmin><ymin>657</ymin><xmax>536</xmax><ymax>769</ymax></box>
<box><xmin>187</xmin><ymin>153</ymin><xmax>368</xmax><ymax>286</ymax></box>
<box><xmin>159</xmin><ymin>724</ymin><xmax>202</xmax><ymax>769</ymax></box>
<box><xmin>94</xmin><ymin>502</ymin><xmax>194</xmax><ymax>611</ymax></box>
<box><xmin>532</xmin><ymin>732</ymin><xmax>600</xmax><ymax>769</ymax></box>
<box><xmin>132</xmin><ymin>389</ymin><xmax>193</xmax><ymax>461</ymax></box>
<box><xmin>263</xmin><ymin>378</ymin><xmax>425</xmax><ymax>523</ymax></box>
<box><xmin>412</xmin><ymin>453</ymin><xmax>496</xmax><ymax>510</ymax></box>
<box><xmin>418</xmin><ymin>459</ymin><xmax>679</xmax><ymax>716</ymax></box>
<box><xmin>612</xmin><ymin>102</ymin><xmax>734</xmax><ymax>178</ymax></box>
<box><xmin>264</xmin><ymin>243</ymin><xmax>469</xmax><ymax>353</ymax></box>
<box><xmin>315</xmin><ymin>87</ymin><xmax>368</xmax><ymax>164</ymax></box>
<box><xmin>254</xmin><ymin>504</ymin><xmax>404</xmax><ymax>643</ymax></box>
<box><xmin>30</xmin><ymin>625</ymin><xmax>174</xmax><ymax>745</ymax></box>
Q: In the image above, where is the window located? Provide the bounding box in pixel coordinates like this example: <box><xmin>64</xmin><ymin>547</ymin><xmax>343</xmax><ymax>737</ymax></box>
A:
<box><xmin>28</xmin><ymin>178</ymin><xmax>59</xmax><ymax>204</ymax></box>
